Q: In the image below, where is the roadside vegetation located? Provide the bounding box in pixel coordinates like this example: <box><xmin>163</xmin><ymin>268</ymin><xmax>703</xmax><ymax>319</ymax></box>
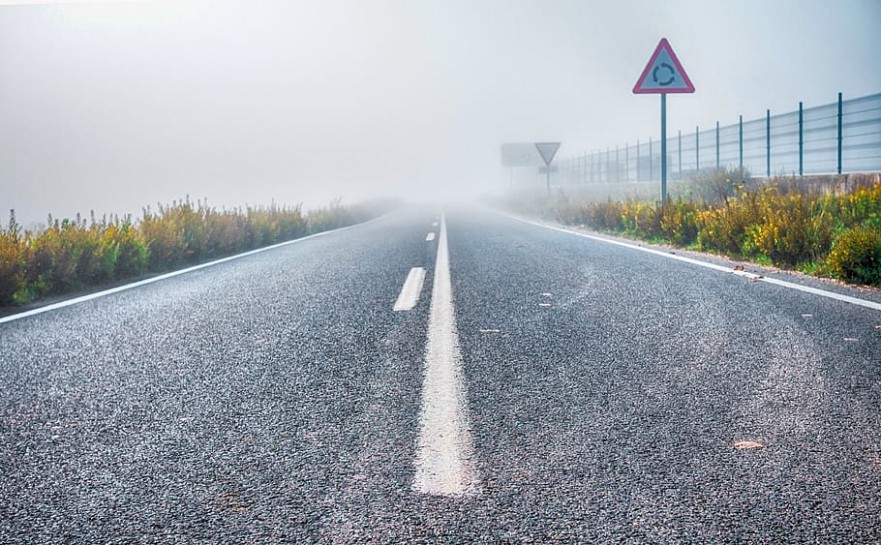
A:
<box><xmin>0</xmin><ymin>198</ymin><xmax>397</xmax><ymax>307</ymax></box>
<box><xmin>500</xmin><ymin>169</ymin><xmax>881</xmax><ymax>287</ymax></box>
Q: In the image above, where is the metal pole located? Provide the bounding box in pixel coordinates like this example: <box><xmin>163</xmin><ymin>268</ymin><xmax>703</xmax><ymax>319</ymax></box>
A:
<box><xmin>837</xmin><ymin>92</ymin><xmax>843</xmax><ymax>174</ymax></box>
<box><xmin>799</xmin><ymin>101</ymin><xmax>803</xmax><ymax>176</ymax></box>
<box><xmin>583</xmin><ymin>153</ymin><xmax>587</xmax><ymax>183</ymax></box>
<box><xmin>696</xmin><ymin>126</ymin><xmax>700</xmax><ymax>171</ymax></box>
<box><xmin>766</xmin><ymin>109</ymin><xmax>771</xmax><ymax>178</ymax></box>
<box><xmin>636</xmin><ymin>140</ymin><xmax>640</xmax><ymax>181</ymax></box>
<box><xmin>625</xmin><ymin>143</ymin><xmax>629</xmax><ymax>182</ymax></box>
<box><xmin>738</xmin><ymin>115</ymin><xmax>743</xmax><ymax>176</ymax></box>
<box><xmin>590</xmin><ymin>151</ymin><xmax>594</xmax><ymax>183</ymax></box>
<box><xmin>591</xmin><ymin>151</ymin><xmax>595</xmax><ymax>183</ymax></box>
<box><xmin>546</xmin><ymin>167</ymin><xmax>550</xmax><ymax>195</ymax></box>
<box><xmin>606</xmin><ymin>148</ymin><xmax>611</xmax><ymax>183</ymax></box>
<box><xmin>649</xmin><ymin>137</ymin><xmax>653</xmax><ymax>181</ymax></box>
<box><xmin>616</xmin><ymin>145</ymin><xmax>620</xmax><ymax>183</ymax></box>
<box><xmin>716</xmin><ymin>121</ymin><xmax>720</xmax><ymax>170</ymax></box>
<box><xmin>678</xmin><ymin>129</ymin><xmax>682</xmax><ymax>180</ymax></box>
<box><xmin>661</xmin><ymin>93</ymin><xmax>667</xmax><ymax>201</ymax></box>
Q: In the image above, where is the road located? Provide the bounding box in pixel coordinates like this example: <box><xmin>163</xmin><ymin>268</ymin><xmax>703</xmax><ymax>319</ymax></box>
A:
<box><xmin>1</xmin><ymin>205</ymin><xmax>880</xmax><ymax>543</ymax></box>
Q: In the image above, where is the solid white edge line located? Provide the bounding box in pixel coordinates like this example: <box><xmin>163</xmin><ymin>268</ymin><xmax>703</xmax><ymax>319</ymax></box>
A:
<box><xmin>413</xmin><ymin>211</ymin><xmax>480</xmax><ymax>497</ymax></box>
<box><xmin>0</xmin><ymin>214</ymin><xmax>390</xmax><ymax>325</ymax></box>
<box><xmin>426</xmin><ymin>232</ymin><xmax>436</xmax><ymax>242</ymax></box>
<box><xmin>393</xmin><ymin>267</ymin><xmax>426</xmax><ymax>311</ymax></box>
<box><xmin>759</xmin><ymin>276</ymin><xmax>881</xmax><ymax>311</ymax></box>
<box><xmin>508</xmin><ymin>214</ymin><xmax>881</xmax><ymax>313</ymax></box>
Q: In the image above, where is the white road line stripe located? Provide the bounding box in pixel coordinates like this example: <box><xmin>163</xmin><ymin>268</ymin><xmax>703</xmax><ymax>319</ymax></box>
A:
<box><xmin>0</xmin><ymin>218</ymin><xmax>386</xmax><ymax>325</ymax></box>
<box><xmin>426</xmin><ymin>232</ymin><xmax>436</xmax><ymax>242</ymax></box>
<box><xmin>413</xmin><ymin>212</ymin><xmax>480</xmax><ymax>497</ymax></box>
<box><xmin>393</xmin><ymin>267</ymin><xmax>426</xmax><ymax>311</ymax></box>
<box><xmin>760</xmin><ymin>276</ymin><xmax>881</xmax><ymax>311</ymax></box>
<box><xmin>511</xmin><ymin>215</ymin><xmax>881</xmax><ymax>312</ymax></box>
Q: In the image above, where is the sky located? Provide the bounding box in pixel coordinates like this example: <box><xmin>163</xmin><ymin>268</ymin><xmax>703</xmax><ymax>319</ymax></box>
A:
<box><xmin>0</xmin><ymin>0</ymin><xmax>879</xmax><ymax>226</ymax></box>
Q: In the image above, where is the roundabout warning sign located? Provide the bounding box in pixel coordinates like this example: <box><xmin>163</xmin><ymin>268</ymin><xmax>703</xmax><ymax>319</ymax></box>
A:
<box><xmin>633</xmin><ymin>38</ymin><xmax>694</xmax><ymax>94</ymax></box>
<box><xmin>633</xmin><ymin>38</ymin><xmax>695</xmax><ymax>202</ymax></box>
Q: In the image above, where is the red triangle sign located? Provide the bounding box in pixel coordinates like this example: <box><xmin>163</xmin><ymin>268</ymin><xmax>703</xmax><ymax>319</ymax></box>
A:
<box><xmin>633</xmin><ymin>38</ymin><xmax>694</xmax><ymax>94</ymax></box>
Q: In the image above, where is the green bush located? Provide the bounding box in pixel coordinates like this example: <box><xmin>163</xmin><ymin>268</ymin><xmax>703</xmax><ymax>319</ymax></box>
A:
<box><xmin>659</xmin><ymin>199</ymin><xmax>699</xmax><ymax>246</ymax></box>
<box><xmin>0</xmin><ymin>198</ymin><xmax>396</xmax><ymax>308</ymax></box>
<box><xmin>827</xmin><ymin>227</ymin><xmax>881</xmax><ymax>285</ymax></box>
<box><xmin>696</xmin><ymin>190</ymin><xmax>763</xmax><ymax>256</ymax></box>
<box><xmin>110</xmin><ymin>221</ymin><xmax>149</xmax><ymax>278</ymax></box>
<box><xmin>744</xmin><ymin>190</ymin><xmax>835</xmax><ymax>267</ymax></box>
<box><xmin>674</xmin><ymin>167</ymin><xmax>751</xmax><ymax>203</ymax></box>
<box><xmin>0</xmin><ymin>212</ymin><xmax>23</xmax><ymax>305</ymax></box>
<box><xmin>502</xmin><ymin>178</ymin><xmax>881</xmax><ymax>287</ymax></box>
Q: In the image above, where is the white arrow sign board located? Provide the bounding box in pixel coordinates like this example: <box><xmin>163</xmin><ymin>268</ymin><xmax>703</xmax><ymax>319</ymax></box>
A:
<box><xmin>535</xmin><ymin>142</ymin><xmax>561</xmax><ymax>166</ymax></box>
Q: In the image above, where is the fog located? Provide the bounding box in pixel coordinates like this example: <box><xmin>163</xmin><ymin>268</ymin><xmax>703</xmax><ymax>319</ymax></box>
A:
<box><xmin>1</xmin><ymin>0</ymin><xmax>879</xmax><ymax>226</ymax></box>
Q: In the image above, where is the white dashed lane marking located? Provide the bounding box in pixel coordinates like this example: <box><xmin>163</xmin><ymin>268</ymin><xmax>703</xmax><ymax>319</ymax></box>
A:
<box><xmin>393</xmin><ymin>267</ymin><xmax>426</xmax><ymax>311</ymax></box>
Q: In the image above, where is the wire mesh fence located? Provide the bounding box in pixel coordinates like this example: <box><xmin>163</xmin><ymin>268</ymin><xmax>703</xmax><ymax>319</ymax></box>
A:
<box><xmin>556</xmin><ymin>92</ymin><xmax>881</xmax><ymax>184</ymax></box>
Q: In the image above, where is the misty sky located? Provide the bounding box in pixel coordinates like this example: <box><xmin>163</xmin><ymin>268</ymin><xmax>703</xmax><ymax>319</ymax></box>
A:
<box><xmin>1</xmin><ymin>0</ymin><xmax>879</xmax><ymax>226</ymax></box>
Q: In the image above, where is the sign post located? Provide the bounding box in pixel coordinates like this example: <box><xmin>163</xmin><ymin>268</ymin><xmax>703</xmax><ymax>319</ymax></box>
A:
<box><xmin>633</xmin><ymin>38</ymin><xmax>694</xmax><ymax>202</ymax></box>
<box><xmin>535</xmin><ymin>142</ymin><xmax>561</xmax><ymax>195</ymax></box>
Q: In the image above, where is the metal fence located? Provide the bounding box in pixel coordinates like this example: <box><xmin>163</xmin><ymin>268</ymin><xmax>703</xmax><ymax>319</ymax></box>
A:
<box><xmin>556</xmin><ymin>92</ymin><xmax>881</xmax><ymax>184</ymax></box>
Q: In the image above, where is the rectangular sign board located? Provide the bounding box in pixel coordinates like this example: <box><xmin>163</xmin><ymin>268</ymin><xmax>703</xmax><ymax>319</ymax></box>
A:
<box><xmin>501</xmin><ymin>143</ymin><xmax>544</xmax><ymax>167</ymax></box>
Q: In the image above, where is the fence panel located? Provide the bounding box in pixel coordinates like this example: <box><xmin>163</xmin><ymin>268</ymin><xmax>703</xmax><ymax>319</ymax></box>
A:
<box><xmin>557</xmin><ymin>92</ymin><xmax>881</xmax><ymax>185</ymax></box>
<box><xmin>842</xmin><ymin>94</ymin><xmax>881</xmax><ymax>173</ymax></box>
<box><xmin>770</xmin><ymin>111</ymin><xmax>800</xmax><ymax>176</ymax></box>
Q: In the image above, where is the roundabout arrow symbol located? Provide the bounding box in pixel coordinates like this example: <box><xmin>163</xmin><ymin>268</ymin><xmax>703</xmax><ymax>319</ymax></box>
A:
<box><xmin>652</xmin><ymin>62</ymin><xmax>676</xmax><ymax>86</ymax></box>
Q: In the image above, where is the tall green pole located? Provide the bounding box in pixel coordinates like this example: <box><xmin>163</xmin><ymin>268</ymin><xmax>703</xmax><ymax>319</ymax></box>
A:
<box><xmin>661</xmin><ymin>93</ymin><xmax>667</xmax><ymax>202</ymax></box>
<box><xmin>837</xmin><ymin>92</ymin><xmax>843</xmax><ymax>174</ymax></box>
<box><xmin>766</xmin><ymin>109</ymin><xmax>771</xmax><ymax>178</ymax></box>
<box><xmin>677</xmin><ymin>129</ymin><xmax>682</xmax><ymax>180</ymax></box>
<box><xmin>636</xmin><ymin>140</ymin><xmax>640</xmax><ymax>181</ymax></box>
<box><xmin>798</xmin><ymin>101</ymin><xmax>804</xmax><ymax>176</ymax></box>
<box><xmin>716</xmin><ymin>121</ymin><xmax>720</xmax><ymax>170</ymax></box>
<box><xmin>738</xmin><ymin>115</ymin><xmax>743</xmax><ymax>176</ymax></box>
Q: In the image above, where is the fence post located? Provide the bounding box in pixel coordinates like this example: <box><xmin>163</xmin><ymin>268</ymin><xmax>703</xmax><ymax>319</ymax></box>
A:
<box><xmin>606</xmin><ymin>148</ymin><xmax>612</xmax><ymax>182</ymax></box>
<box><xmin>716</xmin><ymin>121</ymin><xmax>720</xmax><ymax>170</ymax></box>
<box><xmin>738</xmin><ymin>115</ymin><xmax>743</xmax><ymax>176</ymax></box>
<box><xmin>837</xmin><ymin>92</ymin><xmax>843</xmax><ymax>174</ymax></box>
<box><xmin>589</xmin><ymin>151</ymin><xmax>593</xmax><ymax>183</ymax></box>
<box><xmin>799</xmin><ymin>101</ymin><xmax>803</xmax><ymax>176</ymax></box>
<box><xmin>616</xmin><ymin>145</ymin><xmax>620</xmax><ymax>183</ymax></box>
<box><xmin>766</xmin><ymin>109</ymin><xmax>771</xmax><ymax>178</ymax></box>
<box><xmin>678</xmin><ymin>130</ymin><xmax>682</xmax><ymax>180</ymax></box>
<box><xmin>636</xmin><ymin>140</ymin><xmax>640</xmax><ymax>181</ymax></box>
<box><xmin>593</xmin><ymin>151</ymin><xmax>598</xmax><ymax>183</ymax></box>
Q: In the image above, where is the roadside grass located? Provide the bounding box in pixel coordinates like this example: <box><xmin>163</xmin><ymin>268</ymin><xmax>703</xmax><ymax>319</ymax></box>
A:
<box><xmin>498</xmin><ymin>169</ymin><xmax>881</xmax><ymax>287</ymax></box>
<box><xmin>0</xmin><ymin>198</ymin><xmax>398</xmax><ymax>307</ymax></box>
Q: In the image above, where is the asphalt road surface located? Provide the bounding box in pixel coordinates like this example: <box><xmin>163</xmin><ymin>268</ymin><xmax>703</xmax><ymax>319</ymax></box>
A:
<box><xmin>2</xmin><ymin>205</ymin><xmax>880</xmax><ymax>544</ymax></box>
